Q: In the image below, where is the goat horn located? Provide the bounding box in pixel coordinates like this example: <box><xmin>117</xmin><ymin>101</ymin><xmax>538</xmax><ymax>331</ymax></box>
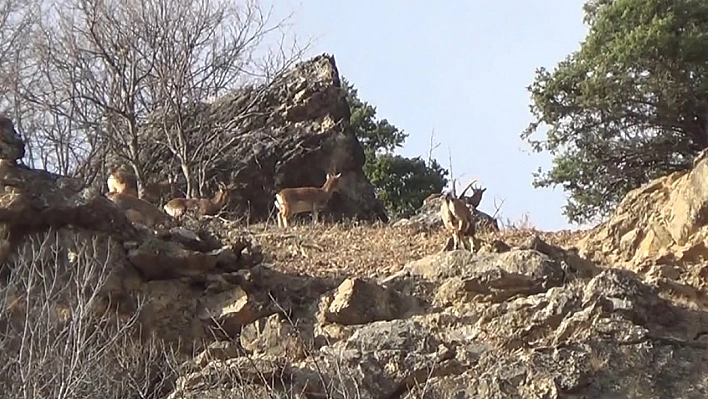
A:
<box><xmin>459</xmin><ymin>179</ymin><xmax>478</xmax><ymax>198</ymax></box>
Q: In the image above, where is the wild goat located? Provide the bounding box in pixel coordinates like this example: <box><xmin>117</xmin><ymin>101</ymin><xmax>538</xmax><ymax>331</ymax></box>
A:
<box><xmin>106</xmin><ymin>192</ymin><xmax>171</xmax><ymax>228</ymax></box>
<box><xmin>423</xmin><ymin>179</ymin><xmax>486</xmax><ymax>208</ymax></box>
<box><xmin>274</xmin><ymin>172</ymin><xmax>342</xmax><ymax>228</ymax></box>
<box><xmin>458</xmin><ymin>179</ymin><xmax>487</xmax><ymax>208</ymax></box>
<box><xmin>163</xmin><ymin>184</ymin><xmax>230</xmax><ymax>219</ymax></box>
<box><xmin>440</xmin><ymin>192</ymin><xmax>479</xmax><ymax>252</ymax></box>
<box><xmin>107</xmin><ymin>166</ymin><xmax>179</xmax><ymax>203</ymax></box>
<box><xmin>107</xmin><ymin>167</ymin><xmax>139</xmax><ymax>197</ymax></box>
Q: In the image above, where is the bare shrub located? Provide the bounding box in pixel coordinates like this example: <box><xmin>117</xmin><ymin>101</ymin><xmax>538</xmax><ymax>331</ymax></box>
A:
<box><xmin>0</xmin><ymin>229</ymin><xmax>177</xmax><ymax>399</ymax></box>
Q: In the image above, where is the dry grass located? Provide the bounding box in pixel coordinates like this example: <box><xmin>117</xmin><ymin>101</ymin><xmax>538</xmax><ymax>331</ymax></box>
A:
<box><xmin>247</xmin><ymin>221</ymin><xmax>446</xmax><ymax>279</ymax></box>
<box><xmin>242</xmin><ymin>220</ymin><xmax>590</xmax><ymax>279</ymax></box>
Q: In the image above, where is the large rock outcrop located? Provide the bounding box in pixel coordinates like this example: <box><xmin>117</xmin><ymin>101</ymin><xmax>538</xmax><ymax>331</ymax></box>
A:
<box><xmin>4</xmin><ymin>146</ymin><xmax>708</xmax><ymax>398</ymax></box>
<box><xmin>139</xmin><ymin>54</ymin><xmax>388</xmax><ymax>223</ymax></box>
<box><xmin>0</xmin><ymin>138</ymin><xmax>271</xmax><ymax>353</ymax></box>
<box><xmin>169</xmin><ymin>240</ymin><xmax>708</xmax><ymax>399</ymax></box>
<box><xmin>578</xmin><ymin>151</ymin><xmax>708</xmax><ymax>268</ymax></box>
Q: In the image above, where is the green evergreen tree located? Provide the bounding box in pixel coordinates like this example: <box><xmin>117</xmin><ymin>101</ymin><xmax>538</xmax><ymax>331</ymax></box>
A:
<box><xmin>523</xmin><ymin>0</ymin><xmax>708</xmax><ymax>223</ymax></box>
<box><xmin>342</xmin><ymin>78</ymin><xmax>448</xmax><ymax>218</ymax></box>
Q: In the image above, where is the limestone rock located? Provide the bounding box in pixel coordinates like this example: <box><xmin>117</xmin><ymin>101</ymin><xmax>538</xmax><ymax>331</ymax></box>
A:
<box><xmin>167</xmin><ymin>357</ymin><xmax>285</xmax><ymax>399</ymax></box>
<box><xmin>158</xmin><ymin>226</ymin><xmax>222</xmax><ymax>253</ymax></box>
<box><xmin>518</xmin><ymin>234</ymin><xmax>599</xmax><ymax>279</ymax></box>
<box><xmin>165</xmin><ymin>253</ymin><xmax>708</xmax><ymax>399</ymax></box>
<box><xmin>578</xmin><ymin>154</ymin><xmax>708</xmax><ymax>267</ymax></box>
<box><xmin>315</xmin><ymin>318</ymin><xmax>461</xmax><ymax>398</ymax></box>
<box><xmin>198</xmin><ymin>285</ymin><xmax>267</xmax><ymax>337</ymax></box>
<box><xmin>143</xmin><ymin>280</ymin><xmax>206</xmax><ymax>348</ymax></box>
<box><xmin>325</xmin><ymin>277</ymin><xmax>404</xmax><ymax>325</ymax></box>
<box><xmin>127</xmin><ymin>237</ymin><xmax>221</xmax><ymax>280</ymax></box>
<box><xmin>0</xmin><ymin>158</ymin><xmax>137</xmax><ymax>244</ymax></box>
<box><xmin>239</xmin><ymin>313</ymin><xmax>306</xmax><ymax>360</ymax></box>
<box><xmin>405</xmin><ymin>249</ymin><xmax>565</xmax><ymax>288</ymax></box>
<box><xmin>194</xmin><ymin>340</ymin><xmax>243</xmax><ymax>367</ymax></box>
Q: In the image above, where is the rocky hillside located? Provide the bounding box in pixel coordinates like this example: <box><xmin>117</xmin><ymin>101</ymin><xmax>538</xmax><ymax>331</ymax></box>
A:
<box><xmin>2</xmin><ymin>66</ymin><xmax>708</xmax><ymax>398</ymax></box>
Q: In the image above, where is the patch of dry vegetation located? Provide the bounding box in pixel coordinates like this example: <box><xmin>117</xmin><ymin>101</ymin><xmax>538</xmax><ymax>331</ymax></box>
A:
<box><xmin>248</xmin><ymin>221</ymin><xmax>446</xmax><ymax>279</ymax></box>
<box><xmin>239</xmin><ymin>220</ymin><xmax>590</xmax><ymax>279</ymax></box>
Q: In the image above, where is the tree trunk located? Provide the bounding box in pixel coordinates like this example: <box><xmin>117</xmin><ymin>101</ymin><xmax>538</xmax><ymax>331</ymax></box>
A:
<box><xmin>127</xmin><ymin>124</ymin><xmax>147</xmax><ymax>199</ymax></box>
<box><xmin>181</xmin><ymin>162</ymin><xmax>194</xmax><ymax>198</ymax></box>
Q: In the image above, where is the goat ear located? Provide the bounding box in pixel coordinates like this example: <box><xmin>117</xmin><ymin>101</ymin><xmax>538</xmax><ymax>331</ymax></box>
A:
<box><xmin>334</xmin><ymin>172</ymin><xmax>342</xmax><ymax>178</ymax></box>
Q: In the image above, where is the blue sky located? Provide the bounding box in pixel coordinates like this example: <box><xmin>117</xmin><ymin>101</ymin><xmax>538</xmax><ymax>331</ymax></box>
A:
<box><xmin>273</xmin><ymin>1</ymin><xmax>590</xmax><ymax>231</ymax></box>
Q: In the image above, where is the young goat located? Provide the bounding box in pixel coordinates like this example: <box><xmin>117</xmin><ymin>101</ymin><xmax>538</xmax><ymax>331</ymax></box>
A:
<box><xmin>106</xmin><ymin>192</ymin><xmax>171</xmax><ymax>228</ymax></box>
<box><xmin>163</xmin><ymin>184</ymin><xmax>230</xmax><ymax>219</ymax></box>
<box><xmin>440</xmin><ymin>192</ymin><xmax>479</xmax><ymax>252</ymax></box>
<box><xmin>275</xmin><ymin>172</ymin><xmax>342</xmax><ymax>228</ymax></box>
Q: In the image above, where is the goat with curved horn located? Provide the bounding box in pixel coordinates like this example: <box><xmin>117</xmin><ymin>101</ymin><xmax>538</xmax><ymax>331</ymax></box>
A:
<box><xmin>439</xmin><ymin>192</ymin><xmax>479</xmax><ymax>252</ymax></box>
<box><xmin>458</xmin><ymin>178</ymin><xmax>486</xmax><ymax>209</ymax></box>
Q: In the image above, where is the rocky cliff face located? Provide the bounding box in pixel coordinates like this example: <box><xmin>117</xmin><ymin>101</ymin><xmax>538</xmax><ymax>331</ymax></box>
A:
<box><xmin>578</xmin><ymin>151</ymin><xmax>708</xmax><ymax>274</ymax></box>
<box><xmin>138</xmin><ymin>54</ymin><xmax>388</xmax><ymax>223</ymax></box>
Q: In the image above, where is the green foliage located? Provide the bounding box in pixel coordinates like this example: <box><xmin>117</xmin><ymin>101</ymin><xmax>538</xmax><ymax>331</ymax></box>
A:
<box><xmin>365</xmin><ymin>154</ymin><xmax>448</xmax><ymax>219</ymax></box>
<box><xmin>343</xmin><ymin>79</ymin><xmax>407</xmax><ymax>155</ymax></box>
<box><xmin>342</xmin><ymin>78</ymin><xmax>448</xmax><ymax>219</ymax></box>
<box><xmin>523</xmin><ymin>0</ymin><xmax>708</xmax><ymax>224</ymax></box>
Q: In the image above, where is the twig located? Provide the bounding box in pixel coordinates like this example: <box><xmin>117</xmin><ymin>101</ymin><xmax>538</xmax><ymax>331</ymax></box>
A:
<box><xmin>427</xmin><ymin>127</ymin><xmax>441</xmax><ymax>166</ymax></box>
<box><xmin>448</xmin><ymin>146</ymin><xmax>457</xmax><ymax>197</ymax></box>
<box><xmin>492</xmin><ymin>197</ymin><xmax>505</xmax><ymax>219</ymax></box>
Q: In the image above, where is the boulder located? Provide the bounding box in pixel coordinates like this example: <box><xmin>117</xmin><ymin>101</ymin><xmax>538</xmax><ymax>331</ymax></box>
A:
<box><xmin>0</xmin><ymin>158</ymin><xmax>137</xmax><ymax>245</ymax></box>
<box><xmin>324</xmin><ymin>277</ymin><xmax>408</xmax><ymax>325</ymax></box>
<box><xmin>136</xmin><ymin>54</ymin><xmax>388</xmax><ymax>223</ymax></box>
<box><xmin>0</xmin><ymin>116</ymin><xmax>25</xmax><ymax>162</ymax></box>
<box><xmin>239</xmin><ymin>313</ymin><xmax>307</xmax><ymax>360</ymax></box>
<box><xmin>193</xmin><ymin>340</ymin><xmax>243</xmax><ymax>368</ymax></box>
<box><xmin>198</xmin><ymin>285</ymin><xmax>267</xmax><ymax>338</ymax></box>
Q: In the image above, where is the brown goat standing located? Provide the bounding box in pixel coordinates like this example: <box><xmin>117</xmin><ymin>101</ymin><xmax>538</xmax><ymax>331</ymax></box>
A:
<box><xmin>275</xmin><ymin>172</ymin><xmax>342</xmax><ymax>228</ymax></box>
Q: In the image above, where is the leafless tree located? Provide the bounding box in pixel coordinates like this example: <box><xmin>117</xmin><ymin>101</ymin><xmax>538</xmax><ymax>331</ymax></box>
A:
<box><xmin>4</xmin><ymin>0</ymin><xmax>307</xmax><ymax>198</ymax></box>
<box><xmin>21</xmin><ymin>0</ymin><xmax>168</xmax><ymax>193</ymax></box>
<box><xmin>0</xmin><ymin>0</ymin><xmax>39</xmax><ymax>166</ymax></box>
<box><xmin>147</xmin><ymin>0</ymin><xmax>309</xmax><ymax>197</ymax></box>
